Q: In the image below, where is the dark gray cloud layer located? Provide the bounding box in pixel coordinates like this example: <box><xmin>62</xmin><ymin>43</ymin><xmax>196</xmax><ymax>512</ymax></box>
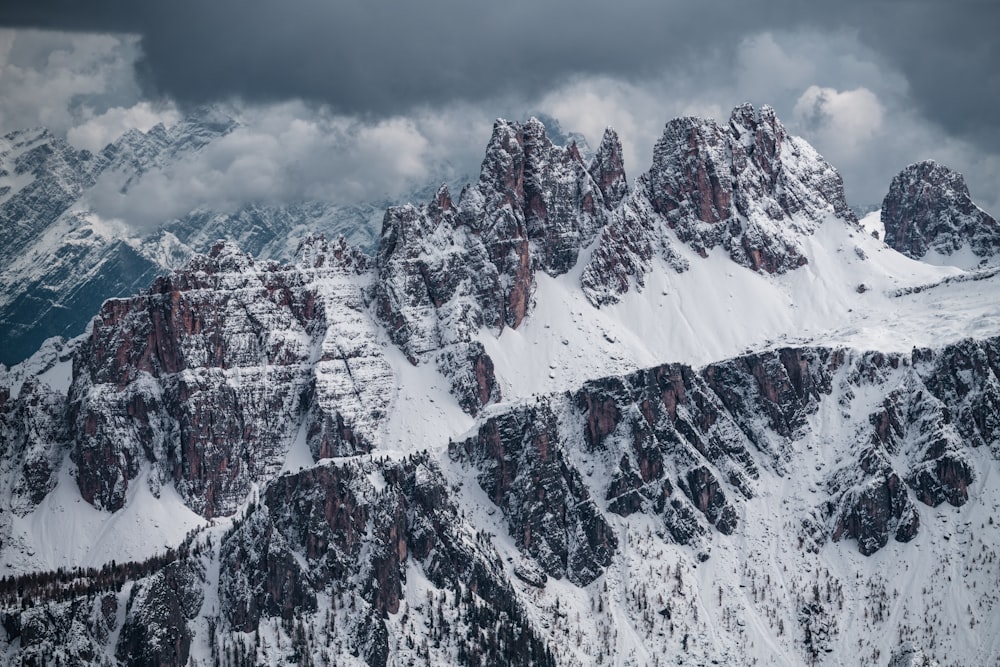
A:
<box><xmin>2</xmin><ymin>0</ymin><xmax>998</xmax><ymax>151</ymax></box>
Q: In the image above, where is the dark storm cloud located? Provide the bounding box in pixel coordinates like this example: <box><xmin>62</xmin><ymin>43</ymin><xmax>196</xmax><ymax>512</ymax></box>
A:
<box><xmin>4</xmin><ymin>0</ymin><xmax>995</xmax><ymax>146</ymax></box>
<box><xmin>3</xmin><ymin>0</ymin><xmax>998</xmax><ymax>214</ymax></box>
<box><xmin>0</xmin><ymin>0</ymin><xmax>754</xmax><ymax>109</ymax></box>
<box><xmin>829</xmin><ymin>1</ymin><xmax>1000</xmax><ymax>151</ymax></box>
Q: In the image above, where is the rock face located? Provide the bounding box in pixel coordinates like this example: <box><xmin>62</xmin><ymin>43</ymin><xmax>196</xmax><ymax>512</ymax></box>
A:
<box><xmin>581</xmin><ymin>104</ymin><xmax>855</xmax><ymax>305</ymax></box>
<box><xmin>9</xmin><ymin>594</ymin><xmax>118</xmax><ymax>665</ymax></box>
<box><xmin>824</xmin><ymin>345</ymin><xmax>984</xmax><ymax>556</ymax></box>
<box><xmin>450</xmin><ymin>348</ymin><xmax>828</xmax><ymax>565</ymax></box>
<box><xmin>115</xmin><ymin>560</ymin><xmax>205</xmax><ymax>666</ymax></box>
<box><xmin>451</xmin><ymin>402</ymin><xmax>618</xmax><ymax>584</ymax></box>
<box><xmin>375</xmin><ymin>118</ymin><xmax>619</xmax><ymax>413</ymax></box>
<box><xmin>374</xmin><ymin>185</ymin><xmax>504</xmax><ymax>414</ymax></box>
<box><xmin>588</xmin><ymin>127</ymin><xmax>630</xmax><ymax>210</ymax></box>
<box><xmin>454</xmin><ymin>339</ymin><xmax>993</xmax><ymax>567</ymax></box>
<box><xmin>218</xmin><ymin>454</ymin><xmax>550</xmax><ymax>667</ymax></box>
<box><xmin>882</xmin><ymin>160</ymin><xmax>1000</xmax><ymax>262</ymax></box>
<box><xmin>69</xmin><ymin>237</ymin><xmax>393</xmax><ymax>516</ymax></box>
<box><xmin>0</xmin><ymin>376</ymin><xmax>67</xmax><ymax>514</ymax></box>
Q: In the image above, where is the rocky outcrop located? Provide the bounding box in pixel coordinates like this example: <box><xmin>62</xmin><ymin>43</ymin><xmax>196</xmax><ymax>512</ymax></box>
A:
<box><xmin>581</xmin><ymin>104</ymin><xmax>855</xmax><ymax>305</ymax></box>
<box><xmin>451</xmin><ymin>347</ymin><xmax>844</xmax><ymax>571</ymax></box>
<box><xmin>882</xmin><ymin>160</ymin><xmax>1000</xmax><ymax>262</ymax></box>
<box><xmin>889</xmin><ymin>645</ymin><xmax>941</xmax><ymax>667</ymax></box>
<box><xmin>375</xmin><ymin>118</ymin><xmax>618</xmax><ymax>413</ymax></box>
<box><xmin>452</xmin><ymin>402</ymin><xmax>618</xmax><ymax>584</ymax></box>
<box><xmin>572</xmin><ymin>363</ymin><xmax>753</xmax><ymax>545</ymax></box>
<box><xmin>686</xmin><ymin>104</ymin><xmax>854</xmax><ymax>272</ymax></box>
<box><xmin>702</xmin><ymin>347</ymin><xmax>836</xmax><ymax>445</ymax></box>
<box><xmin>916</xmin><ymin>337</ymin><xmax>1000</xmax><ymax>452</ymax></box>
<box><xmin>0</xmin><ymin>376</ymin><xmax>68</xmax><ymax>513</ymax></box>
<box><xmin>115</xmin><ymin>560</ymin><xmax>205</xmax><ymax>667</ymax></box>
<box><xmin>68</xmin><ymin>237</ymin><xmax>393</xmax><ymax>516</ymax></box>
<box><xmin>827</xmin><ymin>344</ymin><xmax>986</xmax><ymax>554</ymax></box>
<box><xmin>10</xmin><ymin>594</ymin><xmax>119</xmax><ymax>665</ymax></box>
<box><xmin>829</xmin><ymin>445</ymin><xmax>921</xmax><ymax>556</ymax></box>
<box><xmin>463</xmin><ymin>117</ymin><xmax>611</xmax><ymax>281</ymax></box>
<box><xmin>454</xmin><ymin>339</ymin><xmax>995</xmax><ymax>559</ymax></box>
<box><xmin>6</xmin><ymin>554</ymin><xmax>203</xmax><ymax>667</ymax></box>
<box><xmin>373</xmin><ymin>185</ymin><xmax>504</xmax><ymax>415</ymax></box>
<box><xmin>580</xmin><ymin>183</ymin><xmax>691</xmax><ymax>306</ymax></box>
<box><xmin>220</xmin><ymin>454</ymin><xmax>545</xmax><ymax>667</ymax></box>
<box><xmin>580</xmin><ymin>349</ymin><xmax>842</xmax><ymax>533</ymax></box>
<box><xmin>588</xmin><ymin>127</ymin><xmax>629</xmax><ymax>210</ymax></box>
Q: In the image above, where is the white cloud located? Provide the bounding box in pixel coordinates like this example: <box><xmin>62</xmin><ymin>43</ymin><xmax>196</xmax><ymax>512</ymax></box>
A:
<box><xmin>536</xmin><ymin>75</ymin><xmax>726</xmax><ymax>184</ymax></box>
<box><xmin>66</xmin><ymin>102</ymin><xmax>181</xmax><ymax>152</ymax></box>
<box><xmin>735</xmin><ymin>32</ymin><xmax>816</xmax><ymax>97</ymax></box>
<box><xmin>7</xmin><ymin>25</ymin><xmax>995</xmax><ymax>235</ymax></box>
<box><xmin>84</xmin><ymin>101</ymin><xmax>497</xmax><ymax>230</ymax></box>
<box><xmin>530</xmin><ymin>30</ymin><xmax>999</xmax><ymax>213</ymax></box>
<box><xmin>792</xmin><ymin>85</ymin><xmax>885</xmax><ymax>158</ymax></box>
<box><xmin>534</xmin><ymin>31</ymin><xmax>900</xmax><ymax>184</ymax></box>
<box><xmin>0</xmin><ymin>29</ymin><xmax>144</xmax><ymax>135</ymax></box>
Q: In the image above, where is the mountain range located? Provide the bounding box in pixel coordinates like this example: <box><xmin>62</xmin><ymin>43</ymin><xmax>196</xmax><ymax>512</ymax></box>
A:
<box><xmin>0</xmin><ymin>109</ymin><xmax>412</xmax><ymax>368</ymax></box>
<box><xmin>0</xmin><ymin>103</ymin><xmax>999</xmax><ymax>666</ymax></box>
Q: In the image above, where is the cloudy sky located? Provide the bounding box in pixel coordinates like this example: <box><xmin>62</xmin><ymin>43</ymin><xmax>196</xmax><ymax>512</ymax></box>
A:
<box><xmin>2</xmin><ymin>0</ymin><xmax>998</xmax><ymax>226</ymax></box>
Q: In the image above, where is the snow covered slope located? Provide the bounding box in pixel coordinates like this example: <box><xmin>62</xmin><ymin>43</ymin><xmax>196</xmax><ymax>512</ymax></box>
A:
<box><xmin>1</xmin><ymin>104</ymin><xmax>999</xmax><ymax>667</ymax></box>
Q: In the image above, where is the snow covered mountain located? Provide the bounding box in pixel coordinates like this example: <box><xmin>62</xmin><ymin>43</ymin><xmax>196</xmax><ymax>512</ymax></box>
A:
<box><xmin>0</xmin><ymin>110</ymin><xmax>415</xmax><ymax>368</ymax></box>
<box><xmin>1</xmin><ymin>104</ymin><xmax>999</xmax><ymax>666</ymax></box>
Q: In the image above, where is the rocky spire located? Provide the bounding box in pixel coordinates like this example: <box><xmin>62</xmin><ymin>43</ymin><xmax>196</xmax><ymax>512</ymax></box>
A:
<box><xmin>588</xmin><ymin>127</ymin><xmax>629</xmax><ymax>209</ymax></box>
<box><xmin>374</xmin><ymin>117</ymin><xmax>618</xmax><ymax>414</ymax></box>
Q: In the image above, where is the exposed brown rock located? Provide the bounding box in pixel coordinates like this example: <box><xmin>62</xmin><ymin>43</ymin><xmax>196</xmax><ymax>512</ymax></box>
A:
<box><xmin>882</xmin><ymin>160</ymin><xmax>1000</xmax><ymax>261</ymax></box>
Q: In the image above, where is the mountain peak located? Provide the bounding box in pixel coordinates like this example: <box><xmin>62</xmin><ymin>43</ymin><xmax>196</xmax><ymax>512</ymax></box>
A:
<box><xmin>589</xmin><ymin>127</ymin><xmax>628</xmax><ymax>209</ymax></box>
<box><xmin>374</xmin><ymin>114</ymin><xmax>620</xmax><ymax>412</ymax></box>
<box><xmin>881</xmin><ymin>160</ymin><xmax>1000</xmax><ymax>264</ymax></box>
<box><xmin>643</xmin><ymin>103</ymin><xmax>852</xmax><ymax>273</ymax></box>
<box><xmin>295</xmin><ymin>233</ymin><xmax>371</xmax><ymax>272</ymax></box>
<box><xmin>579</xmin><ymin>103</ymin><xmax>858</xmax><ymax>305</ymax></box>
<box><xmin>197</xmin><ymin>238</ymin><xmax>257</xmax><ymax>273</ymax></box>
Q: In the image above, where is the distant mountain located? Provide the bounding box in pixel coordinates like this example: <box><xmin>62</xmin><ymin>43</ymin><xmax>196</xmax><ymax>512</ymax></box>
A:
<box><xmin>1</xmin><ymin>105</ymin><xmax>998</xmax><ymax>666</ymax></box>
<box><xmin>0</xmin><ymin>111</ymin><xmax>442</xmax><ymax>367</ymax></box>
